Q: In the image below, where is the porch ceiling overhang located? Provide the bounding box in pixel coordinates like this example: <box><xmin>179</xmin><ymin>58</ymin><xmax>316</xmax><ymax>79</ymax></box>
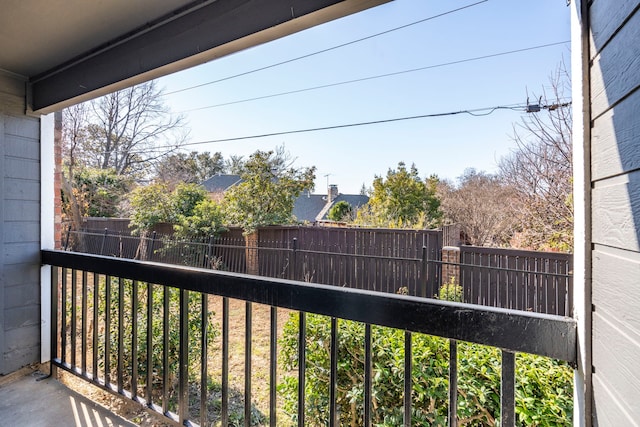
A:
<box><xmin>0</xmin><ymin>0</ymin><xmax>390</xmax><ymax>114</ymax></box>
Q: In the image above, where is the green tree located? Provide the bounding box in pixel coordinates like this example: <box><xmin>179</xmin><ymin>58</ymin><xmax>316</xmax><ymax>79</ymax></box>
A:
<box><xmin>129</xmin><ymin>182</ymin><xmax>173</xmax><ymax>235</ymax></box>
<box><xmin>222</xmin><ymin>150</ymin><xmax>316</xmax><ymax>234</ymax></box>
<box><xmin>173</xmin><ymin>198</ymin><xmax>226</xmax><ymax>239</ymax></box>
<box><xmin>62</xmin><ymin>167</ymin><xmax>131</xmax><ymax>218</ymax></box>
<box><xmin>328</xmin><ymin>200</ymin><xmax>353</xmax><ymax>222</ymax></box>
<box><xmin>168</xmin><ymin>183</ymin><xmax>208</xmax><ymax>222</ymax></box>
<box><xmin>359</xmin><ymin>162</ymin><xmax>441</xmax><ymax>229</ymax></box>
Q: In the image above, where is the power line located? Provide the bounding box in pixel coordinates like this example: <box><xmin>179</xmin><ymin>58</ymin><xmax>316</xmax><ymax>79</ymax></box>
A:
<box><xmin>119</xmin><ymin>100</ymin><xmax>570</xmax><ymax>156</ymax></box>
<box><xmin>179</xmin><ymin>41</ymin><xmax>570</xmax><ymax>114</ymax></box>
<box><xmin>163</xmin><ymin>0</ymin><xmax>489</xmax><ymax>96</ymax></box>
<box><xmin>132</xmin><ymin>104</ymin><xmax>528</xmax><ymax>153</ymax></box>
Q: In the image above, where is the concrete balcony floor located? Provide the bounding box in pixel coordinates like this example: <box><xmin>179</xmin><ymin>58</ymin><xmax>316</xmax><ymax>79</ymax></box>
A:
<box><xmin>0</xmin><ymin>365</ymin><xmax>138</xmax><ymax>427</ymax></box>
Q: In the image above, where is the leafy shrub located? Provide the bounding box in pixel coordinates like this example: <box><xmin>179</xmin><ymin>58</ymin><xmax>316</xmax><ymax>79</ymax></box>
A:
<box><xmin>279</xmin><ymin>313</ymin><xmax>573</xmax><ymax>426</ymax></box>
<box><xmin>438</xmin><ymin>276</ymin><xmax>463</xmax><ymax>302</ymax></box>
<box><xmin>92</xmin><ymin>277</ymin><xmax>217</xmax><ymax>407</ymax></box>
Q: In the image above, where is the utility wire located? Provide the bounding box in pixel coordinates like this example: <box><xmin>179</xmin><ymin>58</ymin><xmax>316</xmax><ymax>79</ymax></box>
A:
<box><xmin>110</xmin><ymin>100</ymin><xmax>571</xmax><ymax>156</ymax></box>
<box><xmin>138</xmin><ymin>104</ymin><xmax>528</xmax><ymax>153</ymax></box>
<box><xmin>163</xmin><ymin>0</ymin><xmax>489</xmax><ymax>96</ymax></box>
<box><xmin>179</xmin><ymin>41</ymin><xmax>570</xmax><ymax>113</ymax></box>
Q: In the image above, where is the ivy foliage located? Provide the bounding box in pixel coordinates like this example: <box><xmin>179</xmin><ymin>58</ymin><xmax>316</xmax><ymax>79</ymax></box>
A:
<box><xmin>279</xmin><ymin>313</ymin><xmax>573</xmax><ymax>426</ymax></box>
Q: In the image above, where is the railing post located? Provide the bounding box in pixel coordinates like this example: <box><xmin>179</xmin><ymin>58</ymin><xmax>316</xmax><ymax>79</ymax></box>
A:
<box><xmin>50</xmin><ymin>265</ymin><xmax>59</xmax><ymax>371</ymax></box>
<box><xmin>179</xmin><ymin>289</ymin><xmax>189</xmax><ymax>424</ymax></box>
<box><xmin>501</xmin><ymin>350</ymin><xmax>516</xmax><ymax>427</ymax></box>
<box><xmin>449</xmin><ymin>340</ymin><xmax>458</xmax><ymax>427</ymax></box>
<box><xmin>298</xmin><ymin>312</ymin><xmax>306</xmax><ymax>427</ymax></box>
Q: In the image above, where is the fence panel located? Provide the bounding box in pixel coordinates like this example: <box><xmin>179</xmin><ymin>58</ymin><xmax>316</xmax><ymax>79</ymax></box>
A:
<box><xmin>457</xmin><ymin>246</ymin><xmax>572</xmax><ymax>316</ymax></box>
<box><xmin>68</xmin><ymin>224</ymin><xmax>571</xmax><ymax>315</ymax></box>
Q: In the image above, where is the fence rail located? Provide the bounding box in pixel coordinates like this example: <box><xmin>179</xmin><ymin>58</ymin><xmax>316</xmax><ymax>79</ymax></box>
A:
<box><xmin>43</xmin><ymin>249</ymin><xmax>576</xmax><ymax>427</ymax></box>
<box><xmin>65</xmin><ymin>225</ymin><xmax>572</xmax><ymax>316</ymax></box>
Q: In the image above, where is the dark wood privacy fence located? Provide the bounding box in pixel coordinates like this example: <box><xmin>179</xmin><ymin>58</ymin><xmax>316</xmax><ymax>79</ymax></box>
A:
<box><xmin>440</xmin><ymin>246</ymin><xmax>573</xmax><ymax>316</ymax></box>
<box><xmin>67</xmin><ymin>223</ymin><xmax>572</xmax><ymax>316</ymax></box>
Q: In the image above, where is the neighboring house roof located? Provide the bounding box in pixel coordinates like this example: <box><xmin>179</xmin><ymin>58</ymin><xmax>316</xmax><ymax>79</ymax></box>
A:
<box><xmin>293</xmin><ymin>192</ymin><xmax>369</xmax><ymax>223</ymax></box>
<box><xmin>200</xmin><ymin>176</ymin><xmax>369</xmax><ymax>224</ymax></box>
<box><xmin>201</xmin><ymin>174</ymin><xmax>242</xmax><ymax>193</ymax></box>
<box><xmin>292</xmin><ymin>194</ymin><xmax>328</xmax><ymax>223</ymax></box>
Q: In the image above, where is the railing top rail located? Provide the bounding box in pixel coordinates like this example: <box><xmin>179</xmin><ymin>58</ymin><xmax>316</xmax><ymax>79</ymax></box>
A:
<box><xmin>42</xmin><ymin>249</ymin><xmax>576</xmax><ymax>364</ymax></box>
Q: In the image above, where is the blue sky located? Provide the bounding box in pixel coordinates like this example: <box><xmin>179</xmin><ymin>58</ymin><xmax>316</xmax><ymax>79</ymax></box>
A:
<box><xmin>158</xmin><ymin>0</ymin><xmax>571</xmax><ymax>194</ymax></box>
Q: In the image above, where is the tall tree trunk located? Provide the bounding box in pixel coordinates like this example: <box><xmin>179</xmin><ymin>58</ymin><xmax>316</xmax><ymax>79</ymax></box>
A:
<box><xmin>60</xmin><ymin>173</ymin><xmax>85</xmax><ymax>251</ymax></box>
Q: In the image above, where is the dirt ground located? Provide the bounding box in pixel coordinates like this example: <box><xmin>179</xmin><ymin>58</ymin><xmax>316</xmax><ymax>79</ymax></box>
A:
<box><xmin>60</xmin><ymin>296</ymin><xmax>294</xmax><ymax>427</ymax></box>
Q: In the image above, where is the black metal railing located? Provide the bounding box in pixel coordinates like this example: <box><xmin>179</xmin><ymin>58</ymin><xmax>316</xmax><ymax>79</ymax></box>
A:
<box><xmin>43</xmin><ymin>250</ymin><xmax>576</xmax><ymax>427</ymax></box>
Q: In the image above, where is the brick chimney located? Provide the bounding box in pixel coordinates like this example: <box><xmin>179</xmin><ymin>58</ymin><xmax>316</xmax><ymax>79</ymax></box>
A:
<box><xmin>328</xmin><ymin>184</ymin><xmax>338</xmax><ymax>203</ymax></box>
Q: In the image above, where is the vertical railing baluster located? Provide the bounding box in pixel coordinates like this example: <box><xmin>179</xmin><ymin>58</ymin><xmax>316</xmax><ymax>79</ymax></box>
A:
<box><xmin>245</xmin><ymin>302</ymin><xmax>253</xmax><ymax>427</ymax></box>
<box><xmin>131</xmin><ymin>280</ymin><xmax>139</xmax><ymax>401</ymax></box>
<box><xmin>200</xmin><ymin>293</ymin><xmax>209</xmax><ymax>427</ymax></box>
<box><xmin>364</xmin><ymin>324</ymin><xmax>372</xmax><ymax>427</ymax></box>
<box><xmin>270</xmin><ymin>306</ymin><xmax>278</xmax><ymax>427</ymax></box>
<box><xmin>501</xmin><ymin>350</ymin><xmax>516</xmax><ymax>427</ymax></box>
<box><xmin>222</xmin><ymin>297</ymin><xmax>230</xmax><ymax>427</ymax></box>
<box><xmin>93</xmin><ymin>273</ymin><xmax>99</xmax><ymax>381</ymax></box>
<box><xmin>146</xmin><ymin>282</ymin><xmax>153</xmax><ymax>406</ymax></box>
<box><xmin>81</xmin><ymin>271</ymin><xmax>88</xmax><ymax>375</ymax></box>
<box><xmin>162</xmin><ymin>286</ymin><xmax>169</xmax><ymax>415</ymax></box>
<box><xmin>51</xmin><ymin>266</ymin><xmax>59</xmax><ymax>366</ymax></box>
<box><xmin>71</xmin><ymin>269</ymin><xmax>77</xmax><ymax>368</ymax></box>
<box><xmin>329</xmin><ymin>317</ymin><xmax>338</xmax><ymax>427</ymax></box>
<box><xmin>118</xmin><ymin>277</ymin><xmax>124</xmax><ymax>393</ymax></box>
<box><xmin>449</xmin><ymin>340</ymin><xmax>458</xmax><ymax>427</ymax></box>
<box><xmin>298</xmin><ymin>312</ymin><xmax>306</xmax><ymax>427</ymax></box>
<box><xmin>105</xmin><ymin>275</ymin><xmax>111</xmax><ymax>386</ymax></box>
<box><xmin>404</xmin><ymin>331</ymin><xmax>412</xmax><ymax>427</ymax></box>
<box><xmin>179</xmin><ymin>289</ymin><xmax>189</xmax><ymax>424</ymax></box>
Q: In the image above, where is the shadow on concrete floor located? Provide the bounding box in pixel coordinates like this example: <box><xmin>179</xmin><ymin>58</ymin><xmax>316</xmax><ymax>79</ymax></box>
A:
<box><xmin>0</xmin><ymin>366</ymin><xmax>137</xmax><ymax>427</ymax></box>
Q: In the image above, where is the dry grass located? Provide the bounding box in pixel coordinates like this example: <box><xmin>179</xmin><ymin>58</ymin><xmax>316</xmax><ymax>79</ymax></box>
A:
<box><xmin>59</xmin><ymin>284</ymin><xmax>295</xmax><ymax>427</ymax></box>
<box><xmin>206</xmin><ymin>296</ymin><xmax>293</xmax><ymax>425</ymax></box>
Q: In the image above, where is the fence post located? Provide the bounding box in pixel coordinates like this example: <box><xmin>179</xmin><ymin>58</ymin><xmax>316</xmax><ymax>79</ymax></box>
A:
<box><xmin>148</xmin><ymin>231</ymin><xmax>157</xmax><ymax>261</ymax></box>
<box><xmin>441</xmin><ymin>246</ymin><xmax>461</xmax><ymax>295</ymax></box>
<box><xmin>290</xmin><ymin>237</ymin><xmax>298</xmax><ymax>281</ymax></box>
<box><xmin>64</xmin><ymin>224</ymin><xmax>71</xmax><ymax>250</ymax></box>
<box><xmin>100</xmin><ymin>228</ymin><xmax>108</xmax><ymax>255</ymax></box>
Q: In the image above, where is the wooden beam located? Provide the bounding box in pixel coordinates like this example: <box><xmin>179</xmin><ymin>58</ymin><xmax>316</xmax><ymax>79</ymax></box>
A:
<box><xmin>29</xmin><ymin>0</ymin><xmax>390</xmax><ymax>114</ymax></box>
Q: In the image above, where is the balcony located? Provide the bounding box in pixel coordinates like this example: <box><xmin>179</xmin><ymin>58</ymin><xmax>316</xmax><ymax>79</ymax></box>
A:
<box><xmin>36</xmin><ymin>249</ymin><xmax>576</xmax><ymax>426</ymax></box>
